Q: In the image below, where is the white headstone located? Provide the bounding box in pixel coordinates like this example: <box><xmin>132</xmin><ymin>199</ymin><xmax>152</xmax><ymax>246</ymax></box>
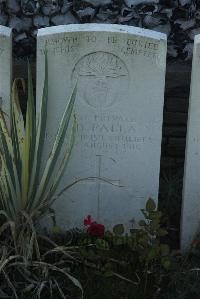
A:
<box><xmin>0</xmin><ymin>26</ymin><xmax>12</xmax><ymax>118</ymax></box>
<box><xmin>37</xmin><ymin>24</ymin><xmax>167</xmax><ymax>230</ymax></box>
<box><xmin>181</xmin><ymin>34</ymin><xmax>200</xmax><ymax>251</ymax></box>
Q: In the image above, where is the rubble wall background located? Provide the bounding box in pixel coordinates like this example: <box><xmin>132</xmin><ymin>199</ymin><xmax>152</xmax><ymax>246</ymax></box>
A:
<box><xmin>0</xmin><ymin>0</ymin><xmax>197</xmax><ymax>58</ymax></box>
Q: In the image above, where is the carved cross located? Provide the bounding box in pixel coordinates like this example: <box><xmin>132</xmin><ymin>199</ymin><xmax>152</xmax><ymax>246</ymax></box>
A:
<box><xmin>94</xmin><ymin>155</ymin><xmax>121</xmax><ymax>219</ymax></box>
<box><xmin>76</xmin><ymin>155</ymin><xmax>121</xmax><ymax>221</ymax></box>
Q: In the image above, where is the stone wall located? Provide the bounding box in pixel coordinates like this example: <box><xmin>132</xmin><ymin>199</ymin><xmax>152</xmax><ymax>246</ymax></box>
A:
<box><xmin>0</xmin><ymin>0</ymin><xmax>198</xmax><ymax>59</ymax></box>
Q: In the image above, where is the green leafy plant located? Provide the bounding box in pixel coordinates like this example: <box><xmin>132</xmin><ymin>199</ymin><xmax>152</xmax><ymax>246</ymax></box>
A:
<box><xmin>138</xmin><ymin>198</ymin><xmax>170</xmax><ymax>269</ymax></box>
<box><xmin>0</xmin><ymin>59</ymin><xmax>77</xmax><ymax>224</ymax></box>
<box><xmin>70</xmin><ymin>199</ymin><xmax>171</xmax><ymax>299</ymax></box>
<box><xmin>0</xmin><ymin>57</ymin><xmax>83</xmax><ymax>298</ymax></box>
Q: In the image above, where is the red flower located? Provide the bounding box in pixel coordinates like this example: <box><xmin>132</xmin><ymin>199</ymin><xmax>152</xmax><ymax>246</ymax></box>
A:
<box><xmin>87</xmin><ymin>222</ymin><xmax>105</xmax><ymax>238</ymax></box>
<box><xmin>84</xmin><ymin>215</ymin><xmax>105</xmax><ymax>238</ymax></box>
<box><xmin>84</xmin><ymin>215</ymin><xmax>93</xmax><ymax>226</ymax></box>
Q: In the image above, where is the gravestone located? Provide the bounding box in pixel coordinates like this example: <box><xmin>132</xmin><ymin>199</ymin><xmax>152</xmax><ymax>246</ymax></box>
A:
<box><xmin>36</xmin><ymin>24</ymin><xmax>167</xmax><ymax>230</ymax></box>
<box><xmin>181</xmin><ymin>34</ymin><xmax>200</xmax><ymax>251</ymax></box>
<box><xmin>0</xmin><ymin>26</ymin><xmax>12</xmax><ymax>118</ymax></box>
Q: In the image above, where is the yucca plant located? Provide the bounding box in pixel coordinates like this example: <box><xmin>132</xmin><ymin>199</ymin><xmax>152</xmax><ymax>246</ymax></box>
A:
<box><xmin>0</xmin><ymin>56</ymin><xmax>83</xmax><ymax>298</ymax></box>
<box><xmin>0</xmin><ymin>57</ymin><xmax>77</xmax><ymax>219</ymax></box>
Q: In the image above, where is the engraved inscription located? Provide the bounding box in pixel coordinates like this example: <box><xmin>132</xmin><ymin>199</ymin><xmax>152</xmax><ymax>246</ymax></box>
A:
<box><xmin>45</xmin><ymin>36</ymin><xmax>79</xmax><ymax>45</ymax></box>
<box><xmin>127</xmin><ymin>38</ymin><xmax>159</xmax><ymax>50</ymax></box>
<box><xmin>121</xmin><ymin>38</ymin><xmax>159</xmax><ymax>59</ymax></box>
<box><xmin>40</xmin><ymin>35</ymin><xmax>80</xmax><ymax>55</ymax></box>
<box><xmin>40</xmin><ymin>33</ymin><xmax>159</xmax><ymax>62</ymax></box>
<box><xmin>86</xmin><ymin>35</ymin><xmax>96</xmax><ymax>43</ymax></box>
<box><xmin>76</xmin><ymin>113</ymin><xmax>154</xmax><ymax>154</ymax></box>
<box><xmin>73</xmin><ymin>52</ymin><xmax>129</xmax><ymax>108</ymax></box>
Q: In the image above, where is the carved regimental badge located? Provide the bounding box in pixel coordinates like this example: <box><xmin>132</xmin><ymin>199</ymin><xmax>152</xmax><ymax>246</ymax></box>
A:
<box><xmin>73</xmin><ymin>52</ymin><xmax>129</xmax><ymax>108</ymax></box>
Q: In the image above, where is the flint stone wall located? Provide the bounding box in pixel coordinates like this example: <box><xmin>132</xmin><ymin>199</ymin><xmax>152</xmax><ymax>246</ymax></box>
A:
<box><xmin>0</xmin><ymin>0</ymin><xmax>198</xmax><ymax>60</ymax></box>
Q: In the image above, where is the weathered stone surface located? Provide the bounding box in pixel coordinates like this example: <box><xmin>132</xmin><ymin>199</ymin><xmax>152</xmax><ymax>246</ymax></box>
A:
<box><xmin>181</xmin><ymin>34</ymin><xmax>200</xmax><ymax>251</ymax></box>
<box><xmin>0</xmin><ymin>12</ymin><xmax>7</xmax><ymax>26</ymax></box>
<box><xmin>124</xmin><ymin>0</ymin><xmax>159</xmax><ymax>7</ymax></box>
<box><xmin>41</xmin><ymin>3</ymin><xmax>60</xmax><ymax>16</ymax></box>
<box><xmin>21</xmin><ymin>0</ymin><xmax>39</xmax><ymax>16</ymax></box>
<box><xmin>7</xmin><ymin>0</ymin><xmax>20</xmax><ymax>14</ymax></box>
<box><xmin>9</xmin><ymin>16</ymin><xmax>32</xmax><ymax>32</ymax></box>
<box><xmin>51</xmin><ymin>12</ymin><xmax>78</xmax><ymax>25</ymax></box>
<box><xmin>61</xmin><ymin>0</ymin><xmax>72</xmax><ymax>14</ymax></box>
<box><xmin>76</xmin><ymin>7</ymin><xmax>96</xmax><ymax>20</ymax></box>
<box><xmin>179</xmin><ymin>0</ymin><xmax>191</xmax><ymax>5</ymax></box>
<box><xmin>0</xmin><ymin>25</ymin><xmax>12</xmax><ymax>118</ymax></box>
<box><xmin>83</xmin><ymin>0</ymin><xmax>112</xmax><ymax>7</ymax></box>
<box><xmin>36</xmin><ymin>24</ymin><xmax>167</xmax><ymax>230</ymax></box>
<box><xmin>34</xmin><ymin>15</ymin><xmax>49</xmax><ymax>28</ymax></box>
